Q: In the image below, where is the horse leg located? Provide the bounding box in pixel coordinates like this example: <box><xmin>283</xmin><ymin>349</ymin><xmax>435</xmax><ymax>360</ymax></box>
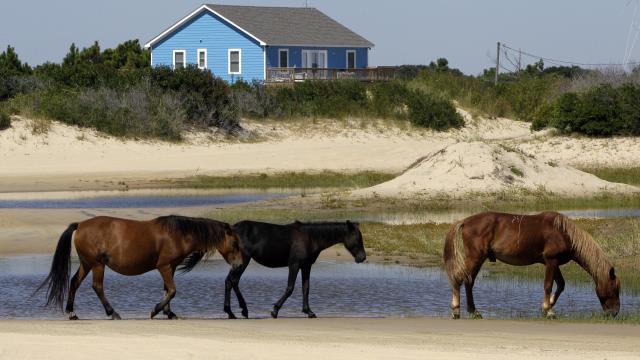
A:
<box><xmin>450</xmin><ymin>279</ymin><xmax>462</xmax><ymax>319</ymax></box>
<box><xmin>301</xmin><ymin>264</ymin><xmax>316</xmax><ymax>318</ymax></box>
<box><xmin>66</xmin><ymin>262</ymin><xmax>89</xmax><ymax>320</ymax></box>
<box><xmin>162</xmin><ymin>267</ymin><xmax>178</xmax><ymax>319</ymax></box>
<box><xmin>91</xmin><ymin>263</ymin><xmax>121</xmax><ymax>320</ymax></box>
<box><xmin>224</xmin><ymin>267</ymin><xmax>238</xmax><ymax>319</ymax></box>
<box><xmin>151</xmin><ymin>265</ymin><xmax>176</xmax><ymax>319</ymax></box>
<box><xmin>542</xmin><ymin>260</ymin><xmax>559</xmax><ymax>319</ymax></box>
<box><xmin>224</xmin><ymin>263</ymin><xmax>249</xmax><ymax>319</ymax></box>
<box><xmin>231</xmin><ymin>262</ymin><xmax>249</xmax><ymax>318</ymax></box>
<box><xmin>464</xmin><ymin>260</ymin><xmax>484</xmax><ymax>319</ymax></box>
<box><xmin>271</xmin><ymin>263</ymin><xmax>300</xmax><ymax>319</ymax></box>
<box><xmin>549</xmin><ymin>267</ymin><xmax>565</xmax><ymax>308</ymax></box>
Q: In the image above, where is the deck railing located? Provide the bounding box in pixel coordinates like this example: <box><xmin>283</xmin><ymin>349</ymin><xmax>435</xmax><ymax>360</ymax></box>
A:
<box><xmin>266</xmin><ymin>67</ymin><xmax>397</xmax><ymax>83</ymax></box>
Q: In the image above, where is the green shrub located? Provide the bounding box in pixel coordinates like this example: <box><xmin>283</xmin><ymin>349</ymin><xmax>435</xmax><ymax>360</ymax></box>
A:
<box><xmin>0</xmin><ymin>111</ymin><xmax>10</xmax><ymax>130</ymax></box>
<box><xmin>369</xmin><ymin>81</ymin><xmax>411</xmax><ymax>118</ymax></box>
<box><xmin>406</xmin><ymin>89</ymin><xmax>464</xmax><ymax>130</ymax></box>
<box><xmin>412</xmin><ymin>69</ymin><xmax>565</xmax><ymax>122</ymax></box>
<box><xmin>538</xmin><ymin>84</ymin><xmax>640</xmax><ymax>136</ymax></box>
<box><xmin>9</xmin><ymin>84</ymin><xmax>185</xmax><ymax>140</ymax></box>
<box><xmin>230</xmin><ymin>80</ymin><xmax>279</xmax><ymax>118</ymax></box>
<box><xmin>149</xmin><ymin>65</ymin><xmax>239</xmax><ymax>130</ymax></box>
<box><xmin>273</xmin><ymin>80</ymin><xmax>368</xmax><ymax>118</ymax></box>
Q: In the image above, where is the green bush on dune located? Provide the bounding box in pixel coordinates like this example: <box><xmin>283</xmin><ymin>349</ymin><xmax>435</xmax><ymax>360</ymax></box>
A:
<box><xmin>0</xmin><ymin>42</ymin><xmax>241</xmax><ymax>139</ymax></box>
<box><xmin>231</xmin><ymin>79</ymin><xmax>464</xmax><ymax>131</ymax></box>
<box><xmin>533</xmin><ymin>83</ymin><xmax>640</xmax><ymax>136</ymax></box>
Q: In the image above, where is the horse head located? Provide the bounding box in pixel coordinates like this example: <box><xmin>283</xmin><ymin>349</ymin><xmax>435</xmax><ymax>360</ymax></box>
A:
<box><xmin>344</xmin><ymin>220</ymin><xmax>366</xmax><ymax>263</ymax></box>
<box><xmin>596</xmin><ymin>267</ymin><xmax>620</xmax><ymax>317</ymax></box>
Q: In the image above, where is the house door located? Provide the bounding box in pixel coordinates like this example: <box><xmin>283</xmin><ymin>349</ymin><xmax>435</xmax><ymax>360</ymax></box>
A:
<box><xmin>302</xmin><ymin>50</ymin><xmax>327</xmax><ymax>68</ymax></box>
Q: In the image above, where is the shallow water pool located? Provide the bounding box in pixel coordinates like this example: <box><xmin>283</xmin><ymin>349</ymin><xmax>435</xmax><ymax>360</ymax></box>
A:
<box><xmin>1</xmin><ymin>256</ymin><xmax>638</xmax><ymax>320</ymax></box>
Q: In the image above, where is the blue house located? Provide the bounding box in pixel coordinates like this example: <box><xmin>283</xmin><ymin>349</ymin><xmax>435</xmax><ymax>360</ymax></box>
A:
<box><xmin>144</xmin><ymin>4</ymin><xmax>375</xmax><ymax>83</ymax></box>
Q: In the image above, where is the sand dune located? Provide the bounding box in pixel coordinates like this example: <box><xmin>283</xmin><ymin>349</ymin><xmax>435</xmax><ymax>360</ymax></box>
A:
<box><xmin>1</xmin><ymin>114</ymin><xmax>639</xmax><ymax>196</ymax></box>
<box><xmin>355</xmin><ymin>141</ymin><xmax>638</xmax><ymax>198</ymax></box>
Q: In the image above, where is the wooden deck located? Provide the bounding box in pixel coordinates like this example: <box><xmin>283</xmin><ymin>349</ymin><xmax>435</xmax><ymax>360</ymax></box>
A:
<box><xmin>266</xmin><ymin>67</ymin><xmax>397</xmax><ymax>83</ymax></box>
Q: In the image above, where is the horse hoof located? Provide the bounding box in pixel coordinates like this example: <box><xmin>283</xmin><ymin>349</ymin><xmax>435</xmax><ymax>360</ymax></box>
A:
<box><xmin>241</xmin><ymin>309</ymin><xmax>249</xmax><ymax>319</ymax></box>
<box><xmin>546</xmin><ymin>312</ymin><xmax>557</xmax><ymax>320</ymax></box>
<box><xmin>471</xmin><ymin>312</ymin><xmax>483</xmax><ymax>319</ymax></box>
<box><xmin>150</xmin><ymin>311</ymin><xmax>157</xmax><ymax>319</ymax></box>
<box><xmin>111</xmin><ymin>312</ymin><xmax>121</xmax><ymax>320</ymax></box>
<box><xmin>69</xmin><ymin>313</ymin><xmax>79</xmax><ymax>321</ymax></box>
<box><xmin>167</xmin><ymin>312</ymin><xmax>179</xmax><ymax>320</ymax></box>
<box><xmin>228</xmin><ymin>313</ymin><xmax>237</xmax><ymax>320</ymax></box>
<box><xmin>270</xmin><ymin>311</ymin><xmax>278</xmax><ymax>319</ymax></box>
<box><xmin>307</xmin><ymin>313</ymin><xmax>317</xmax><ymax>319</ymax></box>
<box><xmin>451</xmin><ymin>313</ymin><xmax>460</xmax><ymax>320</ymax></box>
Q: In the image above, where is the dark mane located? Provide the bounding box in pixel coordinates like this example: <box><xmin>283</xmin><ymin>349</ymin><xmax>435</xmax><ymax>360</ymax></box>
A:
<box><xmin>156</xmin><ymin>215</ymin><xmax>228</xmax><ymax>272</ymax></box>
<box><xmin>291</xmin><ymin>221</ymin><xmax>356</xmax><ymax>242</ymax></box>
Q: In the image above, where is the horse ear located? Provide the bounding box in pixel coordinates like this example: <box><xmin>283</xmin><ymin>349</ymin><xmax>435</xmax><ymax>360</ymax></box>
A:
<box><xmin>610</xmin><ymin>267</ymin><xmax>616</xmax><ymax>280</ymax></box>
<box><xmin>346</xmin><ymin>220</ymin><xmax>355</xmax><ymax>232</ymax></box>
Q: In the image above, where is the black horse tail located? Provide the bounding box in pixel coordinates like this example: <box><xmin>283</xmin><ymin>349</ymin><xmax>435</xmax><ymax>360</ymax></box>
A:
<box><xmin>36</xmin><ymin>223</ymin><xmax>78</xmax><ymax>309</ymax></box>
<box><xmin>178</xmin><ymin>251</ymin><xmax>207</xmax><ymax>274</ymax></box>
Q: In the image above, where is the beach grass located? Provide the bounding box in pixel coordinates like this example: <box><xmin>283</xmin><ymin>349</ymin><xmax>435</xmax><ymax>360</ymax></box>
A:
<box><xmin>579</xmin><ymin>166</ymin><xmax>640</xmax><ymax>186</ymax></box>
<box><xmin>165</xmin><ymin>171</ymin><xmax>396</xmax><ymax>190</ymax></box>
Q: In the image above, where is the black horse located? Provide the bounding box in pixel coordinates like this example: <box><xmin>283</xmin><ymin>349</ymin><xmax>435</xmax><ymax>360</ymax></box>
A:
<box><xmin>224</xmin><ymin>220</ymin><xmax>366</xmax><ymax>319</ymax></box>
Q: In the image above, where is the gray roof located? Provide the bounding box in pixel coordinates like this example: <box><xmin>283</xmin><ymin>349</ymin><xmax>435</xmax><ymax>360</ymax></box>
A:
<box><xmin>206</xmin><ymin>4</ymin><xmax>373</xmax><ymax>47</ymax></box>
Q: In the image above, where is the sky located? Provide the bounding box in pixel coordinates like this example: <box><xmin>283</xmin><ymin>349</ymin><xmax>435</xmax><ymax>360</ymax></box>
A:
<box><xmin>1</xmin><ymin>0</ymin><xmax>640</xmax><ymax>75</ymax></box>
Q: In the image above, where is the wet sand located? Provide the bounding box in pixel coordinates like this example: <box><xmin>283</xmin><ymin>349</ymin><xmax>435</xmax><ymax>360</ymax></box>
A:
<box><xmin>1</xmin><ymin>318</ymin><xmax>638</xmax><ymax>359</ymax></box>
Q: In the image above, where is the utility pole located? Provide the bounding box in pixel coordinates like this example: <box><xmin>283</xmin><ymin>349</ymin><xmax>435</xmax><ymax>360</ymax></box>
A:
<box><xmin>518</xmin><ymin>48</ymin><xmax>522</xmax><ymax>72</ymax></box>
<box><xmin>495</xmin><ymin>42</ymin><xmax>500</xmax><ymax>86</ymax></box>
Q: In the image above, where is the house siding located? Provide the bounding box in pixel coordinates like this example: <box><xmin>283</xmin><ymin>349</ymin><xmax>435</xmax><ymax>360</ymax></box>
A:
<box><xmin>151</xmin><ymin>11</ymin><xmax>264</xmax><ymax>83</ymax></box>
<box><xmin>266</xmin><ymin>46</ymin><xmax>368</xmax><ymax>69</ymax></box>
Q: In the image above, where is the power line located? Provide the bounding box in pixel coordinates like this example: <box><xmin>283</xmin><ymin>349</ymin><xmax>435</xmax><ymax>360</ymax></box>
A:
<box><xmin>501</xmin><ymin>43</ymin><xmax>640</xmax><ymax>67</ymax></box>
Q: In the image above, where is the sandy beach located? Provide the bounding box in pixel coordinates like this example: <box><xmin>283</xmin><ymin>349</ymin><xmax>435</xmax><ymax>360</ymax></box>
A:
<box><xmin>1</xmin><ymin>318</ymin><xmax>638</xmax><ymax>359</ymax></box>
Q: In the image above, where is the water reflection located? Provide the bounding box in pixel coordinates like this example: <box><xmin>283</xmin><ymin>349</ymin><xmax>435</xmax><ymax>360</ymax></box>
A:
<box><xmin>1</xmin><ymin>256</ymin><xmax>637</xmax><ymax>320</ymax></box>
<box><xmin>0</xmin><ymin>193</ymin><xmax>287</xmax><ymax>209</ymax></box>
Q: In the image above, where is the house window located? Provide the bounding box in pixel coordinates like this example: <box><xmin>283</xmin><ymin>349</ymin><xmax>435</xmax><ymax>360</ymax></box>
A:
<box><xmin>173</xmin><ymin>50</ymin><xmax>186</xmax><ymax>69</ymax></box>
<box><xmin>347</xmin><ymin>50</ymin><xmax>356</xmax><ymax>69</ymax></box>
<box><xmin>278</xmin><ymin>49</ymin><xmax>289</xmax><ymax>68</ymax></box>
<box><xmin>228</xmin><ymin>49</ymin><xmax>241</xmax><ymax>74</ymax></box>
<box><xmin>197</xmin><ymin>49</ymin><xmax>207</xmax><ymax>69</ymax></box>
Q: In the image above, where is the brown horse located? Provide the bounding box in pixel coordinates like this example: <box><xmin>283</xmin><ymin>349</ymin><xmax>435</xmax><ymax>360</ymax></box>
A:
<box><xmin>444</xmin><ymin>211</ymin><xmax>620</xmax><ymax>319</ymax></box>
<box><xmin>37</xmin><ymin>215</ymin><xmax>242</xmax><ymax>320</ymax></box>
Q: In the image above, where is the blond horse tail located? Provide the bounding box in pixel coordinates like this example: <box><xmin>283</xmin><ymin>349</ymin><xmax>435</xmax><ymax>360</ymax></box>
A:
<box><xmin>444</xmin><ymin>222</ymin><xmax>469</xmax><ymax>286</ymax></box>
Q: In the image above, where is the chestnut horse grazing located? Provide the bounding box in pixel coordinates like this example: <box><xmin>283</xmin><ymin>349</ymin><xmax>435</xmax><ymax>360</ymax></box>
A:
<box><xmin>37</xmin><ymin>215</ymin><xmax>242</xmax><ymax>320</ymax></box>
<box><xmin>444</xmin><ymin>211</ymin><xmax>620</xmax><ymax>319</ymax></box>
<box><xmin>224</xmin><ymin>220</ymin><xmax>366</xmax><ymax>319</ymax></box>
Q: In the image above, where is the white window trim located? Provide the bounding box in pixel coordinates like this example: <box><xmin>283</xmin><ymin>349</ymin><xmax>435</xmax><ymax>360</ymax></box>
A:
<box><xmin>278</xmin><ymin>48</ymin><xmax>289</xmax><ymax>68</ymax></box>
<box><xmin>346</xmin><ymin>50</ymin><xmax>356</xmax><ymax>69</ymax></box>
<box><xmin>228</xmin><ymin>48</ymin><xmax>242</xmax><ymax>74</ymax></box>
<box><xmin>172</xmin><ymin>49</ymin><xmax>186</xmax><ymax>69</ymax></box>
<box><xmin>197</xmin><ymin>48</ymin><xmax>208</xmax><ymax>69</ymax></box>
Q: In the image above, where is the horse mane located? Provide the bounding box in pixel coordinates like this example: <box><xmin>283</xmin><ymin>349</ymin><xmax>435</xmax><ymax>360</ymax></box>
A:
<box><xmin>553</xmin><ymin>213</ymin><xmax>612</xmax><ymax>283</ymax></box>
<box><xmin>292</xmin><ymin>221</ymin><xmax>352</xmax><ymax>242</ymax></box>
<box><xmin>156</xmin><ymin>215</ymin><xmax>226</xmax><ymax>253</ymax></box>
